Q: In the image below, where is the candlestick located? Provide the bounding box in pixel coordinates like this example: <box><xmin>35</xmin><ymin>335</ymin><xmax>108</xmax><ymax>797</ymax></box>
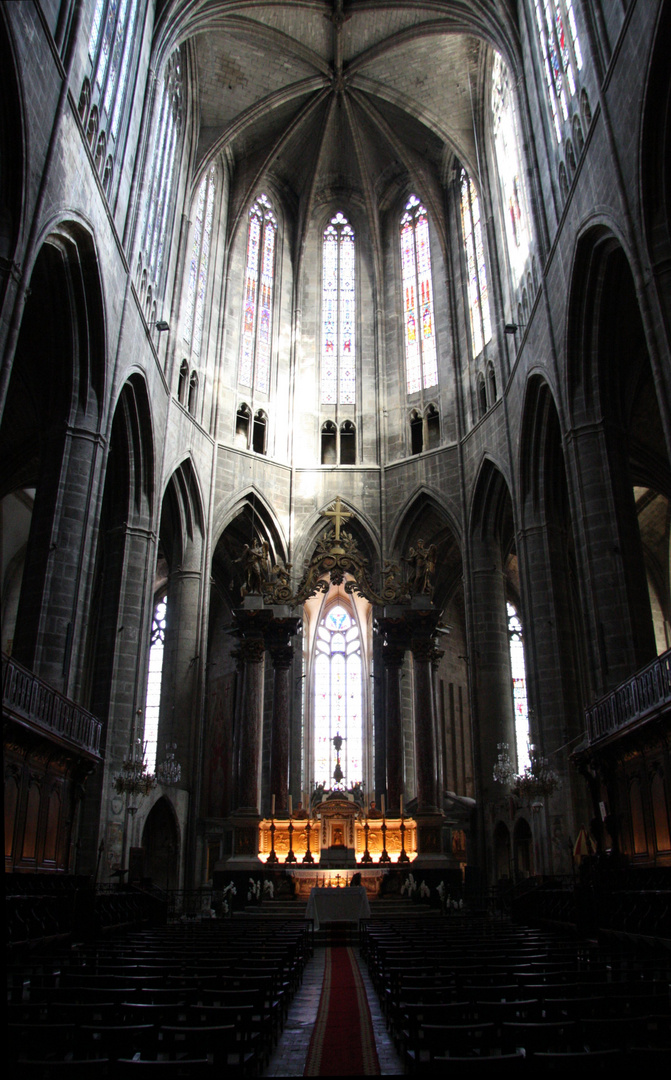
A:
<box><xmin>288</xmin><ymin>794</ymin><xmax>293</xmax><ymax>816</ymax></box>
<box><xmin>381</xmin><ymin>794</ymin><xmax>385</xmax><ymax>815</ymax></box>
<box><xmin>271</xmin><ymin>794</ymin><xmax>275</xmax><ymax>816</ymax></box>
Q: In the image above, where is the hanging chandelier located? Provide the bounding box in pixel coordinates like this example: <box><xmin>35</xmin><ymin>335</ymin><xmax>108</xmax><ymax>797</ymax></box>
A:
<box><xmin>113</xmin><ymin>710</ymin><xmax>156</xmax><ymax>797</ymax></box>
<box><xmin>156</xmin><ymin>742</ymin><xmax>182</xmax><ymax>786</ymax></box>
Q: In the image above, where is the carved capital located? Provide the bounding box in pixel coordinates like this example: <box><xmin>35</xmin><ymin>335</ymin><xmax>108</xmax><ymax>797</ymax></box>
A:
<box><xmin>238</xmin><ymin>636</ymin><xmax>266</xmax><ymax>664</ymax></box>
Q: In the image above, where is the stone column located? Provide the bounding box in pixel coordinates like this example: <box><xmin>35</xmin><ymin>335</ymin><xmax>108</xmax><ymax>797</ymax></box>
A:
<box><xmin>13</xmin><ymin>425</ymin><xmax>104</xmax><ymax>689</ymax></box>
<box><xmin>410</xmin><ymin>633</ymin><xmax>440</xmax><ymax>812</ymax></box>
<box><xmin>235</xmin><ymin>630</ymin><xmax>267</xmax><ymax>813</ymax></box>
<box><xmin>378</xmin><ymin>617</ymin><xmax>408</xmax><ymax>813</ymax></box>
<box><xmin>266</xmin><ymin>617</ymin><xmax>301</xmax><ymax>816</ymax></box>
<box><xmin>431</xmin><ymin>646</ymin><xmax>445</xmax><ymax>806</ymax></box>
<box><xmin>407</xmin><ymin>607</ymin><xmax>445</xmax><ymax>862</ymax></box>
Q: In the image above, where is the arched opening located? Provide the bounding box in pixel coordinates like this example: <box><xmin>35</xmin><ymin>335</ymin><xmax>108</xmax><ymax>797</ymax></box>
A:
<box><xmin>235</xmin><ymin>403</ymin><xmax>251</xmax><ymax>447</ymax></box>
<box><xmin>340</xmin><ymin>420</ymin><xmax>356</xmax><ymax>464</ymax></box>
<box><xmin>493</xmin><ymin>821</ymin><xmax>511</xmax><ymax>882</ymax></box>
<box><xmin>252</xmin><ymin>410</ymin><xmax>267</xmax><ymax>454</ymax></box>
<box><xmin>142</xmin><ymin>797</ymin><xmax>180</xmax><ymax>889</ymax></box>
<box><xmin>304</xmin><ymin>578</ymin><xmax>372</xmax><ymax>797</ymax></box>
<box><xmin>514</xmin><ymin>817</ymin><xmax>533</xmax><ymax>879</ymax></box>
<box><xmin>426</xmin><ymin>404</ymin><xmax>440</xmax><ymax>449</ymax></box>
<box><xmin>321</xmin><ymin>421</ymin><xmax>337</xmax><ymax>464</ymax></box>
<box><xmin>410</xmin><ymin>409</ymin><xmax>423</xmax><ymax>454</ymax></box>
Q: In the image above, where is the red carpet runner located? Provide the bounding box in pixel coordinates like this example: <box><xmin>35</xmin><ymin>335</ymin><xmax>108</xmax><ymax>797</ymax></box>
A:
<box><xmin>304</xmin><ymin>946</ymin><xmax>381</xmax><ymax>1076</ymax></box>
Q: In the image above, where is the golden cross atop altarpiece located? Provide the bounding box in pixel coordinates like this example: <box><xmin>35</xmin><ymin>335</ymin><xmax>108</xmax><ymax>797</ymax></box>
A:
<box><xmin>320</xmin><ymin>495</ymin><xmax>352</xmax><ymax>542</ymax></box>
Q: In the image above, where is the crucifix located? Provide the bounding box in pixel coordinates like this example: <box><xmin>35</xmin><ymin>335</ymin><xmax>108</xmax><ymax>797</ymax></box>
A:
<box><xmin>321</xmin><ymin>495</ymin><xmax>353</xmax><ymax>543</ymax></box>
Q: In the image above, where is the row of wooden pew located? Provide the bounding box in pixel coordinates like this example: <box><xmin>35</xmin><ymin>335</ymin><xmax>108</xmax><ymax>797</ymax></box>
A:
<box><xmin>360</xmin><ymin>915</ymin><xmax>671</xmax><ymax>1071</ymax></box>
<box><xmin>8</xmin><ymin>918</ymin><xmax>313</xmax><ymax>1078</ymax></box>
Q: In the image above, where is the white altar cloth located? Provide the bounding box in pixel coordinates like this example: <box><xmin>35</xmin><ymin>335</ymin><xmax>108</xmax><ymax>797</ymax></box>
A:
<box><xmin>304</xmin><ymin>886</ymin><xmax>371</xmax><ymax>930</ymax></box>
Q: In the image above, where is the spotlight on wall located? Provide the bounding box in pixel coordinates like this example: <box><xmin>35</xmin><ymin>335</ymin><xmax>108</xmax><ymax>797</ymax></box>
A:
<box><xmin>504</xmin><ymin>322</ymin><xmax>519</xmax><ymax>335</ymax></box>
<box><xmin>156</xmin><ymin>320</ymin><xmax>170</xmax><ymax>332</ymax></box>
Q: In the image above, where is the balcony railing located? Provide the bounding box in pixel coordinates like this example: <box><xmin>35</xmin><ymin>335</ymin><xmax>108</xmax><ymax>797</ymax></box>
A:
<box><xmin>2</xmin><ymin>653</ymin><xmax>103</xmax><ymax>757</ymax></box>
<box><xmin>585</xmin><ymin>647</ymin><xmax>671</xmax><ymax>744</ymax></box>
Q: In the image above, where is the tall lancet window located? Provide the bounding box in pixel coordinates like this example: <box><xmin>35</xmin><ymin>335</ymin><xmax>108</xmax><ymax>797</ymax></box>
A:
<box><xmin>239</xmin><ymin>195</ymin><xmax>277</xmax><ymax>394</ymax></box>
<box><xmin>400</xmin><ymin>195</ymin><xmax>438</xmax><ymax>395</ymax></box>
<box><xmin>183</xmin><ymin>165</ymin><xmax>216</xmax><ymax>357</ymax></box>
<box><xmin>460</xmin><ymin>170</ymin><xmax>492</xmax><ymax>358</ymax></box>
<box><xmin>143</xmin><ymin>595</ymin><xmax>167</xmax><ymax>775</ymax></box>
<box><xmin>86</xmin><ymin>0</ymin><xmax>140</xmax><ymax>140</ymax></box>
<box><xmin>321</xmin><ymin>213</ymin><xmax>356</xmax><ymax>405</ymax></box>
<box><xmin>507</xmin><ymin>602</ymin><xmax>531</xmax><ymax>774</ymax></box>
<box><xmin>313</xmin><ymin>602</ymin><xmax>363</xmax><ymax>788</ymax></box>
<box><xmin>138</xmin><ymin>50</ymin><xmax>183</xmax><ymax>291</ymax></box>
<box><xmin>492</xmin><ymin>54</ymin><xmax>531</xmax><ymax>289</ymax></box>
<box><xmin>534</xmin><ymin>0</ymin><xmax>584</xmax><ymax>142</ymax></box>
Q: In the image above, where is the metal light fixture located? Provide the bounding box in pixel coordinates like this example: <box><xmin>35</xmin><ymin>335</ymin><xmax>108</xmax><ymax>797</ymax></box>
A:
<box><xmin>156</xmin><ymin>742</ymin><xmax>182</xmax><ymax>786</ymax></box>
<box><xmin>113</xmin><ymin>709</ymin><xmax>156</xmax><ymax>797</ymax></box>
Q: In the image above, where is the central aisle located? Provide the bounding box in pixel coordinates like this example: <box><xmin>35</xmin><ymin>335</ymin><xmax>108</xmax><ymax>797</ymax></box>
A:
<box><xmin>263</xmin><ymin>946</ymin><xmax>403</xmax><ymax>1076</ymax></box>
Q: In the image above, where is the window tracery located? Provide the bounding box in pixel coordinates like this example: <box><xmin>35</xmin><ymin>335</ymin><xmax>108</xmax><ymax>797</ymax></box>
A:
<box><xmin>184</xmin><ymin>165</ymin><xmax>216</xmax><ymax>357</ymax></box>
<box><xmin>492</xmin><ymin>54</ymin><xmax>532</xmax><ymax>292</ymax></box>
<box><xmin>508</xmin><ymin>602</ymin><xmax>531</xmax><ymax>773</ymax></box>
<box><xmin>313</xmin><ymin>601</ymin><xmax>363</xmax><ymax>788</ymax></box>
<box><xmin>460</xmin><ymin>170</ymin><xmax>492</xmax><ymax>359</ymax></box>
<box><xmin>82</xmin><ymin>0</ymin><xmax>140</xmax><ymax>194</ymax></box>
<box><xmin>138</xmin><ymin>50</ymin><xmax>183</xmax><ymax>295</ymax></box>
<box><xmin>322</xmin><ymin>212</ymin><xmax>356</xmax><ymax>405</ymax></box>
<box><xmin>143</xmin><ymin>594</ymin><xmax>167</xmax><ymax>775</ymax></box>
<box><xmin>400</xmin><ymin>195</ymin><xmax>438</xmax><ymax>395</ymax></box>
<box><xmin>239</xmin><ymin>194</ymin><xmax>277</xmax><ymax>394</ymax></box>
<box><xmin>533</xmin><ymin>0</ymin><xmax>584</xmax><ymax>143</ymax></box>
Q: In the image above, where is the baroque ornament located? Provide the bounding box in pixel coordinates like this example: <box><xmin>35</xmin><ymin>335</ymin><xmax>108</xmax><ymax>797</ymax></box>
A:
<box><xmin>259</xmin><ymin>497</ymin><xmax>433</xmax><ymax>607</ymax></box>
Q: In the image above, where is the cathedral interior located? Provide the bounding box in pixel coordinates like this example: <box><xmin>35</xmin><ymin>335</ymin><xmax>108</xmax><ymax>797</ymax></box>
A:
<box><xmin>2</xmin><ymin>0</ymin><xmax>671</xmax><ymax>923</ymax></box>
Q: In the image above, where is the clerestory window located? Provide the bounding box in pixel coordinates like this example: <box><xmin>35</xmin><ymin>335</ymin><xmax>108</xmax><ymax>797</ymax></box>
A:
<box><xmin>533</xmin><ymin>0</ymin><xmax>584</xmax><ymax>143</ymax></box>
<box><xmin>83</xmin><ymin>0</ymin><xmax>141</xmax><ymax>190</ymax></box>
<box><xmin>239</xmin><ymin>194</ymin><xmax>277</xmax><ymax>394</ymax></box>
<box><xmin>492</xmin><ymin>54</ymin><xmax>532</xmax><ymax>292</ymax></box>
<box><xmin>137</xmin><ymin>50</ymin><xmax>183</xmax><ymax>296</ymax></box>
<box><xmin>460</xmin><ymin>170</ymin><xmax>492</xmax><ymax>359</ymax></box>
<box><xmin>184</xmin><ymin>165</ymin><xmax>216</xmax><ymax>357</ymax></box>
<box><xmin>321</xmin><ymin>212</ymin><xmax>356</xmax><ymax>405</ymax></box>
<box><xmin>400</xmin><ymin>195</ymin><xmax>438</xmax><ymax>395</ymax></box>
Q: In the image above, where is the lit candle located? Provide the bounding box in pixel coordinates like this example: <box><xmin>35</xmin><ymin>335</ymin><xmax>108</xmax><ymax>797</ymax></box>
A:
<box><xmin>381</xmin><ymin>794</ymin><xmax>386</xmax><ymax>815</ymax></box>
<box><xmin>288</xmin><ymin>795</ymin><xmax>293</xmax><ymax>816</ymax></box>
<box><xmin>271</xmin><ymin>794</ymin><xmax>275</xmax><ymax>816</ymax></box>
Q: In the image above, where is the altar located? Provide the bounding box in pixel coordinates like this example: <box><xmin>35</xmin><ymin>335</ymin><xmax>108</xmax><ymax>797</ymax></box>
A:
<box><xmin>304</xmin><ymin>885</ymin><xmax>371</xmax><ymax>930</ymax></box>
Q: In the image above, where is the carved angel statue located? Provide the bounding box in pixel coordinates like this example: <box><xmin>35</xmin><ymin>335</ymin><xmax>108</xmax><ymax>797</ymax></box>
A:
<box><xmin>236</xmin><ymin>537</ymin><xmax>270</xmax><ymax>595</ymax></box>
<box><xmin>404</xmin><ymin>538</ymin><xmax>438</xmax><ymax>596</ymax></box>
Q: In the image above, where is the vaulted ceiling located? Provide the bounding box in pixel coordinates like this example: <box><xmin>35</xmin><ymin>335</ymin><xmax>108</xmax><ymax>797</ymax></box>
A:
<box><xmin>157</xmin><ymin>1</ymin><xmax>519</xmax><ymax>228</ymax></box>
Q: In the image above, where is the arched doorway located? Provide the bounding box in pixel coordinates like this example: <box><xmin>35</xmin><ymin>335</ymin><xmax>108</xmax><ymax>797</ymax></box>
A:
<box><xmin>514</xmin><ymin>817</ymin><xmax>533</xmax><ymax>880</ymax></box>
<box><xmin>142</xmin><ymin>797</ymin><xmax>180</xmax><ymax>890</ymax></box>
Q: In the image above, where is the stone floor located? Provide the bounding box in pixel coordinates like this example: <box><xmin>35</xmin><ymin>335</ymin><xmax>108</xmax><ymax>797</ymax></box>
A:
<box><xmin>263</xmin><ymin>945</ymin><xmax>404</xmax><ymax>1076</ymax></box>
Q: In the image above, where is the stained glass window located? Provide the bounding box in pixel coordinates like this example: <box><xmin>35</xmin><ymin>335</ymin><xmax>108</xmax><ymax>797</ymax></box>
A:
<box><xmin>85</xmin><ymin>0</ymin><xmax>140</xmax><ymax>150</ymax></box>
<box><xmin>144</xmin><ymin>595</ymin><xmax>167</xmax><ymax>775</ymax></box>
<box><xmin>507</xmin><ymin>602</ymin><xmax>531</xmax><ymax>773</ymax></box>
<box><xmin>492</xmin><ymin>55</ymin><xmax>531</xmax><ymax>288</ymax></box>
<box><xmin>184</xmin><ymin>165</ymin><xmax>216</xmax><ymax>356</ymax></box>
<box><xmin>321</xmin><ymin>213</ymin><xmax>356</xmax><ymax>405</ymax></box>
<box><xmin>238</xmin><ymin>195</ymin><xmax>277</xmax><ymax>394</ymax></box>
<box><xmin>534</xmin><ymin>0</ymin><xmax>584</xmax><ymax>143</ymax></box>
<box><xmin>400</xmin><ymin>195</ymin><xmax>438</xmax><ymax>395</ymax></box>
<box><xmin>313</xmin><ymin>603</ymin><xmax>363</xmax><ymax>787</ymax></box>
<box><xmin>139</xmin><ymin>51</ymin><xmax>183</xmax><ymax>291</ymax></box>
<box><xmin>460</xmin><ymin>170</ymin><xmax>492</xmax><ymax>359</ymax></box>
